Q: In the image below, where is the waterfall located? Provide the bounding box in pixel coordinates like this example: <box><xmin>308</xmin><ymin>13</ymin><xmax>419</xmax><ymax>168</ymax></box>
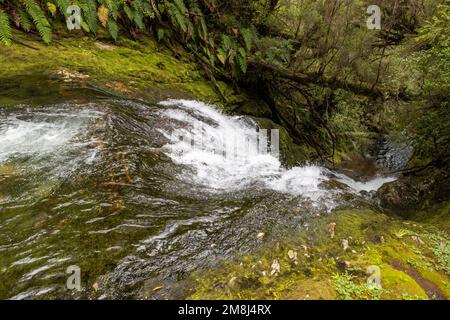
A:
<box><xmin>158</xmin><ymin>99</ymin><xmax>397</xmax><ymax>198</ymax></box>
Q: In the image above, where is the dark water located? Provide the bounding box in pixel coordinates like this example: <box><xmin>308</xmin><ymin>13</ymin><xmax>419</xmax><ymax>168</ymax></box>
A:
<box><xmin>0</xmin><ymin>94</ymin><xmax>397</xmax><ymax>299</ymax></box>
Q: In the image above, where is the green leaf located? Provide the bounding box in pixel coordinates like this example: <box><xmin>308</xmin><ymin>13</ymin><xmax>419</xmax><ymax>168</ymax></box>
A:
<box><xmin>22</xmin><ymin>0</ymin><xmax>52</xmax><ymax>43</ymax></box>
<box><xmin>80</xmin><ymin>0</ymin><xmax>99</xmax><ymax>34</ymax></box>
<box><xmin>241</xmin><ymin>28</ymin><xmax>255</xmax><ymax>52</ymax></box>
<box><xmin>107</xmin><ymin>19</ymin><xmax>119</xmax><ymax>41</ymax></box>
<box><xmin>132</xmin><ymin>0</ymin><xmax>145</xmax><ymax>29</ymax></box>
<box><xmin>18</xmin><ymin>10</ymin><xmax>32</xmax><ymax>32</ymax></box>
<box><xmin>157</xmin><ymin>28</ymin><xmax>165</xmax><ymax>42</ymax></box>
<box><xmin>237</xmin><ymin>47</ymin><xmax>248</xmax><ymax>73</ymax></box>
<box><xmin>217</xmin><ymin>47</ymin><xmax>227</xmax><ymax>65</ymax></box>
<box><xmin>222</xmin><ymin>34</ymin><xmax>233</xmax><ymax>51</ymax></box>
<box><xmin>123</xmin><ymin>4</ymin><xmax>133</xmax><ymax>22</ymax></box>
<box><xmin>0</xmin><ymin>9</ymin><xmax>12</xmax><ymax>45</ymax></box>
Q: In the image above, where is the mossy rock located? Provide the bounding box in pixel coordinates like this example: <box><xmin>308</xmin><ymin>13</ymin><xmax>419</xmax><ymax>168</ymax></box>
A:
<box><xmin>380</xmin><ymin>264</ymin><xmax>428</xmax><ymax>299</ymax></box>
<box><xmin>284</xmin><ymin>278</ymin><xmax>337</xmax><ymax>300</ymax></box>
<box><xmin>252</xmin><ymin>117</ymin><xmax>315</xmax><ymax>167</ymax></box>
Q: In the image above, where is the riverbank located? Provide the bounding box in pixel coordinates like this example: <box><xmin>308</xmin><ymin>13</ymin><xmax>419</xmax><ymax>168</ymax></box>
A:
<box><xmin>187</xmin><ymin>207</ymin><xmax>450</xmax><ymax>300</ymax></box>
<box><xmin>1</xmin><ymin>31</ymin><xmax>234</xmax><ymax>106</ymax></box>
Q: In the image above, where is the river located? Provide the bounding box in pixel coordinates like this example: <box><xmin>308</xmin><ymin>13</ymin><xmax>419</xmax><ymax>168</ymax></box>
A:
<box><xmin>0</xmin><ymin>96</ymin><xmax>398</xmax><ymax>299</ymax></box>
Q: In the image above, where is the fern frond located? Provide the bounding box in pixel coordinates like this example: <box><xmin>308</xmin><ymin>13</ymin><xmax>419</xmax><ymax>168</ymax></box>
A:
<box><xmin>237</xmin><ymin>47</ymin><xmax>247</xmax><ymax>73</ymax></box>
<box><xmin>105</xmin><ymin>0</ymin><xmax>120</xmax><ymax>20</ymax></box>
<box><xmin>167</xmin><ymin>2</ymin><xmax>188</xmax><ymax>32</ymax></box>
<box><xmin>107</xmin><ymin>19</ymin><xmax>118</xmax><ymax>40</ymax></box>
<box><xmin>0</xmin><ymin>9</ymin><xmax>12</xmax><ymax>45</ymax></box>
<box><xmin>132</xmin><ymin>0</ymin><xmax>145</xmax><ymax>29</ymax></box>
<box><xmin>54</xmin><ymin>0</ymin><xmax>70</xmax><ymax>17</ymax></box>
<box><xmin>241</xmin><ymin>28</ymin><xmax>256</xmax><ymax>52</ymax></box>
<box><xmin>18</xmin><ymin>10</ymin><xmax>32</xmax><ymax>31</ymax></box>
<box><xmin>173</xmin><ymin>0</ymin><xmax>188</xmax><ymax>15</ymax></box>
<box><xmin>80</xmin><ymin>0</ymin><xmax>99</xmax><ymax>33</ymax></box>
<box><xmin>21</xmin><ymin>0</ymin><xmax>52</xmax><ymax>43</ymax></box>
<box><xmin>123</xmin><ymin>4</ymin><xmax>133</xmax><ymax>22</ymax></box>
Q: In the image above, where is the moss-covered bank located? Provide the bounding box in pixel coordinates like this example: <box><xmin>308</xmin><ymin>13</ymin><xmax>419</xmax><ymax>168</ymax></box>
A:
<box><xmin>0</xmin><ymin>31</ymin><xmax>235</xmax><ymax>106</ymax></box>
<box><xmin>187</xmin><ymin>208</ymin><xmax>449</xmax><ymax>300</ymax></box>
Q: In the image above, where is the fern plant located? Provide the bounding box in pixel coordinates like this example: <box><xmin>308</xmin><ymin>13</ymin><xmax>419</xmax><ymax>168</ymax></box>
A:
<box><xmin>0</xmin><ymin>8</ymin><xmax>12</xmax><ymax>45</ymax></box>
<box><xmin>18</xmin><ymin>9</ymin><xmax>33</xmax><ymax>32</ymax></box>
<box><xmin>0</xmin><ymin>0</ymin><xmax>257</xmax><ymax>78</ymax></box>
<box><xmin>21</xmin><ymin>0</ymin><xmax>52</xmax><ymax>43</ymax></box>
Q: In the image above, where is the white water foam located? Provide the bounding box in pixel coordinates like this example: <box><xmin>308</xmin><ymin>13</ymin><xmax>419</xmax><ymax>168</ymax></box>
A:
<box><xmin>332</xmin><ymin>172</ymin><xmax>397</xmax><ymax>192</ymax></box>
<box><xmin>0</xmin><ymin>107</ymin><xmax>102</xmax><ymax>164</ymax></box>
<box><xmin>158</xmin><ymin>99</ymin><xmax>397</xmax><ymax>201</ymax></box>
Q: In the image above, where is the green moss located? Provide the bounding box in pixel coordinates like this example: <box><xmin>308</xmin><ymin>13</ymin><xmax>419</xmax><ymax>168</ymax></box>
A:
<box><xmin>380</xmin><ymin>264</ymin><xmax>428</xmax><ymax>299</ymax></box>
<box><xmin>412</xmin><ymin>201</ymin><xmax>450</xmax><ymax>231</ymax></box>
<box><xmin>187</xmin><ymin>209</ymin><xmax>449</xmax><ymax>300</ymax></box>
<box><xmin>283</xmin><ymin>278</ymin><xmax>337</xmax><ymax>300</ymax></box>
<box><xmin>0</xmin><ymin>31</ymin><xmax>231</xmax><ymax>104</ymax></box>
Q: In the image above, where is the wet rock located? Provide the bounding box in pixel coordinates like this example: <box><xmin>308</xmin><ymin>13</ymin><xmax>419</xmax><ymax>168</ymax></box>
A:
<box><xmin>234</xmin><ymin>99</ymin><xmax>272</xmax><ymax>119</ymax></box>
<box><xmin>288</xmin><ymin>250</ymin><xmax>298</xmax><ymax>265</ymax></box>
<box><xmin>106</xmin><ymin>81</ymin><xmax>133</xmax><ymax>93</ymax></box>
<box><xmin>270</xmin><ymin>259</ymin><xmax>280</xmax><ymax>276</ymax></box>
<box><xmin>342</xmin><ymin>239</ymin><xmax>349</xmax><ymax>251</ymax></box>
<box><xmin>328</xmin><ymin>223</ymin><xmax>336</xmax><ymax>239</ymax></box>
<box><xmin>377</xmin><ymin>169</ymin><xmax>450</xmax><ymax>217</ymax></box>
<box><xmin>411</xmin><ymin>235</ymin><xmax>425</xmax><ymax>245</ymax></box>
<box><xmin>251</xmin><ymin>117</ymin><xmax>315</xmax><ymax>166</ymax></box>
<box><xmin>322</xmin><ymin>179</ymin><xmax>349</xmax><ymax>190</ymax></box>
<box><xmin>334</xmin><ymin>155</ymin><xmax>379</xmax><ymax>181</ymax></box>
<box><xmin>94</xmin><ymin>42</ymin><xmax>117</xmax><ymax>51</ymax></box>
<box><xmin>293</xmin><ymin>207</ymin><xmax>306</xmax><ymax>213</ymax></box>
<box><xmin>376</xmin><ymin>137</ymin><xmax>413</xmax><ymax>172</ymax></box>
<box><xmin>51</xmin><ymin>68</ymin><xmax>89</xmax><ymax>83</ymax></box>
<box><xmin>140</xmin><ymin>278</ymin><xmax>187</xmax><ymax>299</ymax></box>
<box><xmin>377</xmin><ymin>177</ymin><xmax>418</xmax><ymax>212</ymax></box>
<box><xmin>228</xmin><ymin>277</ymin><xmax>240</xmax><ymax>291</ymax></box>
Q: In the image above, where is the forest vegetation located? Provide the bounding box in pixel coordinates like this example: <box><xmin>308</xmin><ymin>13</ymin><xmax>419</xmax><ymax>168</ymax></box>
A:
<box><xmin>0</xmin><ymin>0</ymin><xmax>449</xmax><ymax>300</ymax></box>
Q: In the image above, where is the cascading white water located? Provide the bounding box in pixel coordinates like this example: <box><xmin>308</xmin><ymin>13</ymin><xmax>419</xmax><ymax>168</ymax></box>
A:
<box><xmin>0</xmin><ymin>106</ymin><xmax>103</xmax><ymax>174</ymax></box>
<box><xmin>158</xmin><ymin>99</ymin><xmax>397</xmax><ymax>199</ymax></box>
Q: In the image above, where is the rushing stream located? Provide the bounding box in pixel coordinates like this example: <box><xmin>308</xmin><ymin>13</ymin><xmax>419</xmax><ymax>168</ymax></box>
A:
<box><xmin>0</xmin><ymin>97</ymin><xmax>399</xmax><ymax>299</ymax></box>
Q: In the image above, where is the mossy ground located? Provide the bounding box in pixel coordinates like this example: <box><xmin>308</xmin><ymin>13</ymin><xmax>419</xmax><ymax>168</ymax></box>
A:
<box><xmin>187</xmin><ymin>209</ymin><xmax>449</xmax><ymax>300</ymax></box>
<box><xmin>0</xmin><ymin>31</ymin><xmax>233</xmax><ymax>105</ymax></box>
